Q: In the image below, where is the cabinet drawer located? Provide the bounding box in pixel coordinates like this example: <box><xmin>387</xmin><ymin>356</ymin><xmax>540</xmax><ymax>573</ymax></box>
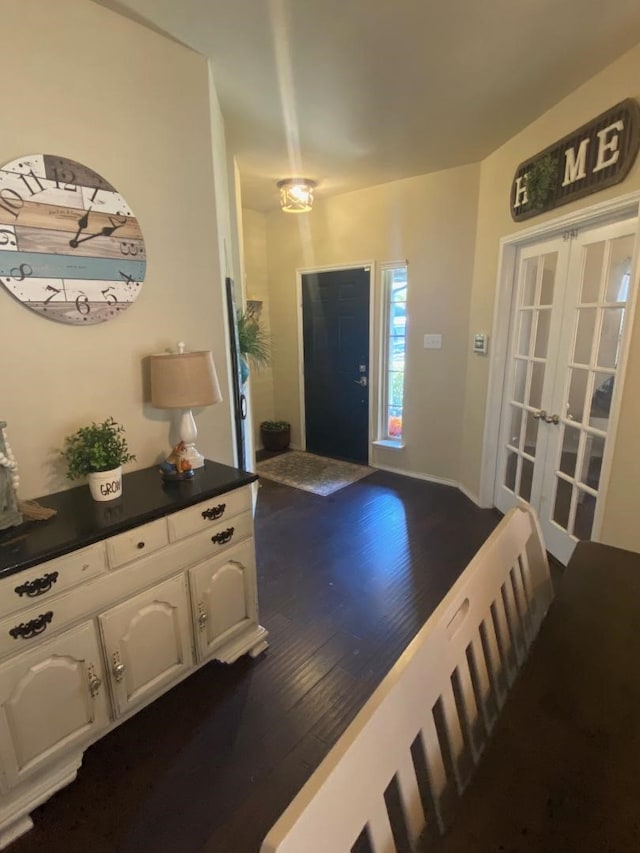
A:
<box><xmin>106</xmin><ymin>518</ymin><xmax>168</xmax><ymax>569</ymax></box>
<box><xmin>0</xmin><ymin>543</ymin><xmax>106</xmax><ymax>618</ymax></box>
<box><xmin>0</xmin><ymin>585</ymin><xmax>94</xmax><ymax>659</ymax></box>
<box><xmin>187</xmin><ymin>510</ymin><xmax>254</xmax><ymax>563</ymax></box>
<box><xmin>168</xmin><ymin>487</ymin><xmax>251</xmax><ymax>542</ymax></box>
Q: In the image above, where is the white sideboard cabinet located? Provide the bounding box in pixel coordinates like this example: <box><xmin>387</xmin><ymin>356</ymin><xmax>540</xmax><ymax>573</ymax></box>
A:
<box><xmin>0</xmin><ymin>460</ymin><xmax>267</xmax><ymax>848</ymax></box>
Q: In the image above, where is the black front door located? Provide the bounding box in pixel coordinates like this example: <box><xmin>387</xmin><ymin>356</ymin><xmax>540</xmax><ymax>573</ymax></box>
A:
<box><xmin>302</xmin><ymin>267</ymin><xmax>370</xmax><ymax>464</ymax></box>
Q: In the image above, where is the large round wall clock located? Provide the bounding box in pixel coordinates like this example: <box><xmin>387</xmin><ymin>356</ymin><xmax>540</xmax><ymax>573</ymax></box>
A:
<box><xmin>0</xmin><ymin>154</ymin><xmax>146</xmax><ymax>324</ymax></box>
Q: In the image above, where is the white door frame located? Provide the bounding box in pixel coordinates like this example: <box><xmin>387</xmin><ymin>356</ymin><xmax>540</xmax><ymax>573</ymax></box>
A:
<box><xmin>480</xmin><ymin>191</ymin><xmax>640</xmax><ymax>537</ymax></box>
<box><xmin>295</xmin><ymin>261</ymin><xmax>376</xmax><ymax>463</ymax></box>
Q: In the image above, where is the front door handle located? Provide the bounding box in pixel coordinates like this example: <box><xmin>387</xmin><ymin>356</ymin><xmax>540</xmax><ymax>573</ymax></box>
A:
<box><xmin>353</xmin><ymin>377</ymin><xmax>368</xmax><ymax>387</ymax></box>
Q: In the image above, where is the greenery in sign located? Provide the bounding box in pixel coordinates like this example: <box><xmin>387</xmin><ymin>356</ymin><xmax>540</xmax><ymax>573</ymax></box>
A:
<box><xmin>260</xmin><ymin>420</ymin><xmax>290</xmax><ymax>432</ymax></box>
<box><xmin>62</xmin><ymin>417</ymin><xmax>136</xmax><ymax>480</ymax></box>
<box><xmin>526</xmin><ymin>153</ymin><xmax>559</xmax><ymax>211</ymax></box>
<box><xmin>236</xmin><ymin>310</ymin><xmax>271</xmax><ymax>371</ymax></box>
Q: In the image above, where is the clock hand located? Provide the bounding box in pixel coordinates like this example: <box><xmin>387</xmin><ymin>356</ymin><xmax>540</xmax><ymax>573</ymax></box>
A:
<box><xmin>69</xmin><ymin>208</ymin><xmax>92</xmax><ymax>248</ymax></box>
<box><xmin>72</xmin><ymin>220</ymin><xmax>126</xmax><ymax>245</ymax></box>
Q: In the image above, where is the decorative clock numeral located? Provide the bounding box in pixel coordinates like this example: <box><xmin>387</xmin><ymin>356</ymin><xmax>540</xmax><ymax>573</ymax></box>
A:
<box><xmin>0</xmin><ymin>228</ymin><xmax>16</xmax><ymax>248</ymax></box>
<box><xmin>0</xmin><ymin>188</ymin><xmax>23</xmax><ymax>218</ymax></box>
<box><xmin>17</xmin><ymin>169</ymin><xmax>45</xmax><ymax>197</ymax></box>
<box><xmin>75</xmin><ymin>294</ymin><xmax>90</xmax><ymax>315</ymax></box>
<box><xmin>8</xmin><ymin>263</ymin><xmax>32</xmax><ymax>282</ymax></box>
<box><xmin>52</xmin><ymin>166</ymin><xmax>77</xmax><ymax>191</ymax></box>
<box><xmin>43</xmin><ymin>285</ymin><xmax>63</xmax><ymax>304</ymax></box>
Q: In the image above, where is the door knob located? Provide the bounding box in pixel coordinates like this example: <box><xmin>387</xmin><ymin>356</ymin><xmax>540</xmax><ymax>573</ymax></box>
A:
<box><xmin>88</xmin><ymin>674</ymin><xmax>102</xmax><ymax>697</ymax></box>
<box><xmin>113</xmin><ymin>661</ymin><xmax>125</xmax><ymax>682</ymax></box>
<box><xmin>353</xmin><ymin>377</ymin><xmax>368</xmax><ymax>387</ymax></box>
<box><xmin>533</xmin><ymin>409</ymin><xmax>559</xmax><ymax>424</ymax></box>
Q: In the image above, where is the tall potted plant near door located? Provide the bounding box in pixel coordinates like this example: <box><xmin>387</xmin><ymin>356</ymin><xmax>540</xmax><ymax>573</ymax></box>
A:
<box><xmin>236</xmin><ymin>309</ymin><xmax>271</xmax><ymax>384</ymax></box>
<box><xmin>61</xmin><ymin>417</ymin><xmax>136</xmax><ymax>501</ymax></box>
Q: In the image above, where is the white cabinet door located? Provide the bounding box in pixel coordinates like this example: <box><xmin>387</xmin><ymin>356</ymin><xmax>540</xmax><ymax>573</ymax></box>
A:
<box><xmin>0</xmin><ymin>621</ymin><xmax>109</xmax><ymax>789</ymax></box>
<box><xmin>189</xmin><ymin>540</ymin><xmax>257</xmax><ymax>662</ymax></box>
<box><xmin>100</xmin><ymin>574</ymin><xmax>193</xmax><ymax>717</ymax></box>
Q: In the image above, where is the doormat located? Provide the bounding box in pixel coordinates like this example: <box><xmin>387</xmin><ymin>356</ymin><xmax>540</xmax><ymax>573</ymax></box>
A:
<box><xmin>256</xmin><ymin>451</ymin><xmax>374</xmax><ymax>496</ymax></box>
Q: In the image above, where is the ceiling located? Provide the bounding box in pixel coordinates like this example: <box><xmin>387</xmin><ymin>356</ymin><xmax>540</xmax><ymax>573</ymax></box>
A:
<box><xmin>94</xmin><ymin>0</ymin><xmax>640</xmax><ymax>212</ymax></box>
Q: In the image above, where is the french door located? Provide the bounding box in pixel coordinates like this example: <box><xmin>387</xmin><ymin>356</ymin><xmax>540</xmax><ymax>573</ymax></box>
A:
<box><xmin>495</xmin><ymin>217</ymin><xmax>638</xmax><ymax>563</ymax></box>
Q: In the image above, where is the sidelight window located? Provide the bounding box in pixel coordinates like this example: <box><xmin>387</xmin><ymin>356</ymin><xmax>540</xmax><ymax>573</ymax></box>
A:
<box><xmin>380</xmin><ymin>265</ymin><xmax>407</xmax><ymax>441</ymax></box>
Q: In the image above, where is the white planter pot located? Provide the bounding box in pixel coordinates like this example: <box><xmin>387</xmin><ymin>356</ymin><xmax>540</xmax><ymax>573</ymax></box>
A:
<box><xmin>88</xmin><ymin>467</ymin><xmax>123</xmax><ymax>502</ymax></box>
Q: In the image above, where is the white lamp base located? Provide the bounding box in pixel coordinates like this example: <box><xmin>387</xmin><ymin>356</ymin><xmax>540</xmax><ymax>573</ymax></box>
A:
<box><xmin>178</xmin><ymin>409</ymin><xmax>205</xmax><ymax>469</ymax></box>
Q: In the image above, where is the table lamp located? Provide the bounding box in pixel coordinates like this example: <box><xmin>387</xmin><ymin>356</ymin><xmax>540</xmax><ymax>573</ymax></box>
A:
<box><xmin>149</xmin><ymin>342</ymin><xmax>222</xmax><ymax>469</ymax></box>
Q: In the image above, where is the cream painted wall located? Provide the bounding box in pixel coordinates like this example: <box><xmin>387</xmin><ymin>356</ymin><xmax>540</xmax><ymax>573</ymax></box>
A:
<box><xmin>261</xmin><ymin>164</ymin><xmax>481</xmax><ymax>480</ymax></box>
<box><xmin>2</xmin><ymin>0</ymin><xmax>233</xmax><ymax>498</ymax></box>
<box><xmin>242</xmin><ymin>209</ymin><xmax>275</xmax><ymax>447</ymax></box>
<box><xmin>461</xmin><ymin>41</ymin><xmax>640</xmax><ymax>550</ymax></box>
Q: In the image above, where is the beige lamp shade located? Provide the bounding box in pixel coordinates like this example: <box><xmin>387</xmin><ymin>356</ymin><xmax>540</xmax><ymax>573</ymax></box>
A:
<box><xmin>149</xmin><ymin>350</ymin><xmax>222</xmax><ymax>409</ymax></box>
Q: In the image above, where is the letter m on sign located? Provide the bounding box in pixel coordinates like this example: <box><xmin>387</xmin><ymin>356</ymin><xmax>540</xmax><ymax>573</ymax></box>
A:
<box><xmin>562</xmin><ymin>138</ymin><xmax>590</xmax><ymax>187</ymax></box>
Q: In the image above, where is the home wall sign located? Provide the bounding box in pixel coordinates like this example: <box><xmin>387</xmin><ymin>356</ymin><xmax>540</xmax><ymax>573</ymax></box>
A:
<box><xmin>511</xmin><ymin>99</ymin><xmax>640</xmax><ymax>222</ymax></box>
<box><xmin>0</xmin><ymin>154</ymin><xmax>146</xmax><ymax>324</ymax></box>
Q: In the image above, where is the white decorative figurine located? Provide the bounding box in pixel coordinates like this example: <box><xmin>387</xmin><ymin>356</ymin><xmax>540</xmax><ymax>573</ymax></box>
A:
<box><xmin>0</xmin><ymin>421</ymin><xmax>22</xmax><ymax>530</ymax></box>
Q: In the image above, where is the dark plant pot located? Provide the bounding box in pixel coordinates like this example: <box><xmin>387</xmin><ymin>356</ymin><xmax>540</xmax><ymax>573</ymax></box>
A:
<box><xmin>261</xmin><ymin>426</ymin><xmax>290</xmax><ymax>452</ymax></box>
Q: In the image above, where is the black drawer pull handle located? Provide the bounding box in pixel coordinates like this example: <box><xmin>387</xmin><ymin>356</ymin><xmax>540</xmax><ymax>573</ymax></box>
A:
<box><xmin>202</xmin><ymin>504</ymin><xmax>226</xmax><ymax>521</ymax></box>
<box><xmin>211</xmin><ymin>527</ymin><xmax>234</xmax><ymax>545</ymax></box>
<box><xmin>10</xmin><ymin>611</ymin><xmax>54</xmax><ymax>640</ymax></box>
<box><xmin>15</xmin><ymin>572</ymin><xmax>59</xmax><ymax>598</ymax></box>
<box><xmin>137</xmin><ymin>542</ymin><xmax>145</xmax><ymax>549</ymax></box>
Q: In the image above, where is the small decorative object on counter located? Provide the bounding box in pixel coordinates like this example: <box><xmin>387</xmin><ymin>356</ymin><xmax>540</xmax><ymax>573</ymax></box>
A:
<box><xmin>159</xmin><ymin>441</ymin><xmax>195</xmax><ymax>482</ymax></box>
<box><xmin>0</xmin><ymin>421</ymin><xmax>22</xmax><ymax>529</ymax></box>
<box><xmin>61</xmin><ymin>417</ymin><xmax>136</xmax><ymax>502</ymax></box>
<box><xmin>260</xmin><ymin>420</ymin><xmax>291</xmax><ymax>452</ymax></box>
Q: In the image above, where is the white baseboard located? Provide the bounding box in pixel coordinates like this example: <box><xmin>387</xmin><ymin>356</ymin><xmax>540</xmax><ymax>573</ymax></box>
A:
<box><xmin>372</xmin><ymin>461</ymin><xmax>484</xmax><ymax>507</ymax></box>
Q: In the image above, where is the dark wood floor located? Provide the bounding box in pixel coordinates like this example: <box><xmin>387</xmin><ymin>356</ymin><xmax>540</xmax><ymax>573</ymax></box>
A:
<box><xmin>11</xmin><ymin>470</ymin><xmax>501</xmax><ymax>853</ymax></box>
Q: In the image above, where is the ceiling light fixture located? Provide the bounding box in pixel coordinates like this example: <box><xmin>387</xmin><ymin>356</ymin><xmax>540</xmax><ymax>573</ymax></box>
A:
<box><xmin>277</xmin><ymin>178</ymin><xmax>316</xmax><ymax>213</ymax></box>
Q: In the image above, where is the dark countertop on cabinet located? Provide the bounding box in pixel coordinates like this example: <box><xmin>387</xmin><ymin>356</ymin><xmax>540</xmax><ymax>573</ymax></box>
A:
<box><xmin>0</xmin><ymin>460</ymin><xmax>258</xmax><ymax>579</ymax></box>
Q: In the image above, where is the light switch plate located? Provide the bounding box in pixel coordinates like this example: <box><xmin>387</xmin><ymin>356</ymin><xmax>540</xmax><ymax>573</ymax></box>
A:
<box><xmin>473</xmin><ymin>332</ymin><xmax>488</xmax><ymax>355</ymax></box>
<box><xmin>424</xmin><ymin>334</ymin><xmax>442</xmax><ymax>349</ymax></box>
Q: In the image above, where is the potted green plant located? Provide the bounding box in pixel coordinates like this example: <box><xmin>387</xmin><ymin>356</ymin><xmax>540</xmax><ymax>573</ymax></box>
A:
<box><xmin>237</xmin><ymin>309</ymin><xmax>271</xmax><ymax>384</ymax></box>
<box><xmin>260</xmin><ymin>420</ymin><xmax>291</xmax><ymax>452</ymax></box>
<box><xmin>61</xmin><ymin>417</ymin><xmax>136</xmax><ymax>501</ymax></box>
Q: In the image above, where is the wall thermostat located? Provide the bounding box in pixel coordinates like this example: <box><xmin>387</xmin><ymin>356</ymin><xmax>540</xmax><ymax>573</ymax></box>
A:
<box><xmin>473</xmin><ymin>332</ymin><xmax>489</xmax><ymax>355</ymax></box>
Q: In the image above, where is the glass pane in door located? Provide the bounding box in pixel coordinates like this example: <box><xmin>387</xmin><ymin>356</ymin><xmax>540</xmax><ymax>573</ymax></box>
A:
<box><xmin>581</xmin><ymin>241</ymin><xmax>605</xmax><ymax>303</ymax></box>
<box><xmin>573</xmin><ymin>309</ymin><xmax>596</xmax><ymax>364</ymax></box>
<box><xmin>520</xmin><ymin>458</ymin><xmax>534</xmax><ymax>502</ymax></box>
<box><xmin>534</xmin><ymin>309</ymin><xmax>551</xmax><ymax>357</ymax></box>
<box><xmin>559</xmin><ymin>424</ymin><xmax>579</xmax><ymax>478</ymax></box>
<box><xmin>567</xmin><ymin>369</ymin><xmax>589</xmax><ymax>422</ymax></box>
<box><xmin>540</xmin><ymin>253</ymin><xmax>557</xmax><ymax>304</ymax></box>
<box><xmin>574</xmin><ymin>491</ymin><xmax>596</xmax><ymax>540</ymax></box>
<box><xmin>552</xmin><ymin>477</ymin><xmax>573</xmax><ymax>529</ymax></box>
<box><xmin>522</xmin><ymin>258</ymin><xmax>538</xmax><ymax>305</ymax></box>
<box><xmin>605</xmin><ymin>235</ymin><xmax>634</xmax><ymax>302</ymax></box>
<box><xmin>580</xmin><ymin>434</ymin><xmax>605</xmax><ymax>490</ymax></box>
<box><xmin>597</xmin><ymin>308</ymin><xmax>625</xmax><ymax>368</ymax></box>
<box><xmin>589</xmin><ymin>373</ymin><xmax>614</xmax><ymax>427</ymax></box>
